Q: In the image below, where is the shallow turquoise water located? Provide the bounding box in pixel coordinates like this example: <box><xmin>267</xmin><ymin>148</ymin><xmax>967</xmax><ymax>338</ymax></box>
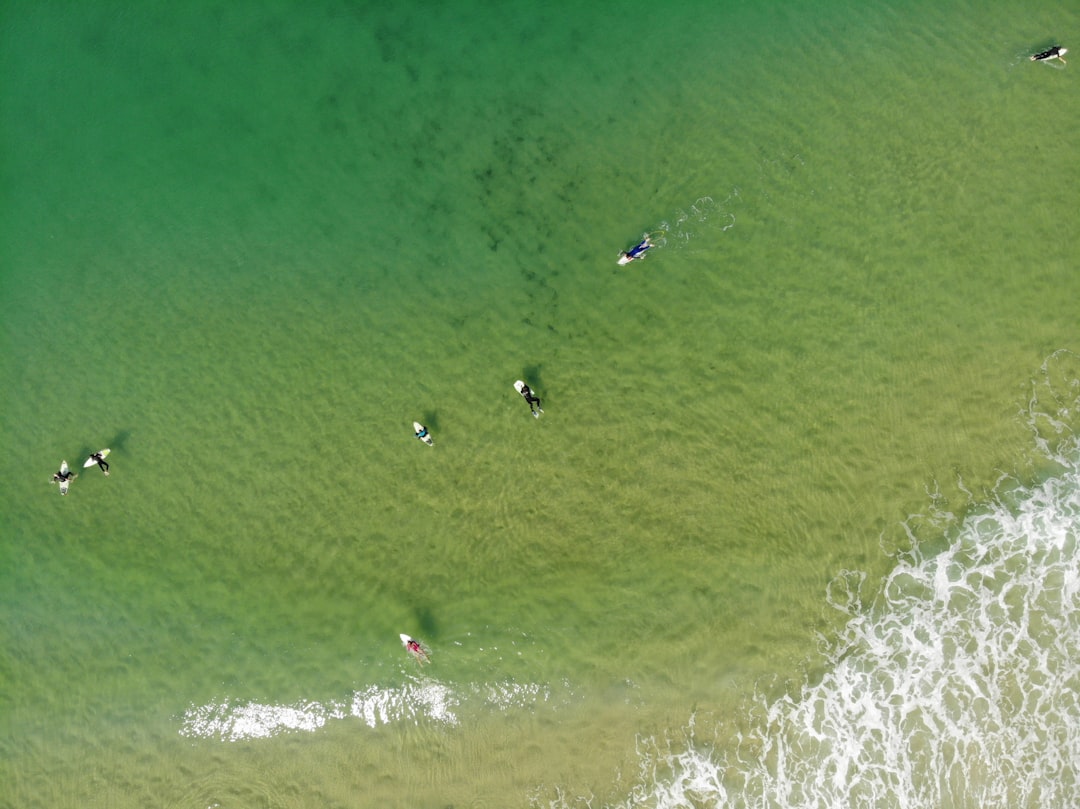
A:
<box><xmin>2</xmin><ymin>0</ymin><xmax>1078</xmax><ymax>806</ymax></box>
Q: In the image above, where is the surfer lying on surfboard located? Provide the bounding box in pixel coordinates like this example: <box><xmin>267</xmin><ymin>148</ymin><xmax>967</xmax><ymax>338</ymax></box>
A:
<box><xmin>86</xmin><ymin>450</ymin><xmax>110</xmax><ymax>476</ymax></box>
<box><xmin>1031</xmin><ymin>45</ymin><xmax>1067</xmax><ymax>65</ymax></box>
<box><xmin>50</xmin><ymin>462</ymin><xmax>76</xmax><ymax>495</ymax></box>
<box><xmin>515</xmin><ymin>380</ymin><xmax>543</xmax><ymax>418</ymax></box>
<box><xmin>618</xmin><ymin>233</ymin><xmax>654</xmax><ymax>265</ymax></box>
<box><xmin>400</xmin><ymin>634</ymin><xmax>430</xmax><ymax>664</ymax></box>
<box><xmin>414</xmin><ymin>422</ymin><xmax>433</xmax><ymax>445</ymax></box>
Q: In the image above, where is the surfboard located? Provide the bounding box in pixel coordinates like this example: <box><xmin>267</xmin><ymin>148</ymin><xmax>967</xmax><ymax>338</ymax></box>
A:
<box><xmin>83</xmin><ymin>448</ymin><xmax>110</xmax><ymax>468</ymax></box>
<box><xmin>617</xmin><ymin>252</ymin><xmax>634</xmax><ymax>265</ymax></box>
<box><xmin>400</xmin><ymin>633</ymin><xmax>429</xmax><ymax>663</ymax></box>
<box><xmin>413</xmin><ymin>422</ymin><xmax>433</xmax><ymax>445</ymax></box>
<box><xmin>58</xmin><ymin>461</ymin><xmax>72</xmax><ymax>495</ymax></box>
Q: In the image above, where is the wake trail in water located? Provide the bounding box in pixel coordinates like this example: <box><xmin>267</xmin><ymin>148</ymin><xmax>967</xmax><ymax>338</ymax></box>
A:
<box><xmin>632</xmin><ymin>192</ymin><xmax>740</xmax><ymax>257</ymax></box>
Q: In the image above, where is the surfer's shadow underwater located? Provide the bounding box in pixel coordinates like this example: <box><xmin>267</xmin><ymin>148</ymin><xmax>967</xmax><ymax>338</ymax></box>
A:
<box><xmin>107</xmin><ymin>430</ymin><xmax>133</xmax><ymax>452</ymax></box>
<box><xmin>414</xmin><ymin>605</ymin><xmax>439</xmax><ymax>639</ymax></box>
<box><xmin>520</xmin><ymin>365</ymin><xmax>545</xmax><ymax>394</ymax></box>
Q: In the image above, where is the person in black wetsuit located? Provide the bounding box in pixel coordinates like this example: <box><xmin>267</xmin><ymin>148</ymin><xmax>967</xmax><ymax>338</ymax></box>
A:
<box><xmin>1031</xmin><ymin>45</ymin><xmax>1067</xmax><ymax>64</ymax></box>
<box><xmin>51</xmin><ymin>466</ymin><xmax>75</xmax><ymax>485</ymax></box>
<box><xmin>517</xmin><ymin>382</ymin><xmax>543</xmax><ymax>417</ymax></box>
<box><xmin>89</xmin><ymin>452</ymin><xmax>110</xmax><ymax>476</ymax></box>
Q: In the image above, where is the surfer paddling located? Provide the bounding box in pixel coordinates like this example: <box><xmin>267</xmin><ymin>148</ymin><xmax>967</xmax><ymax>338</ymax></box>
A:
<box><xmin>50</xmin><ymin>462</ymin><xmax>76</xmax><ymax>495</ymax></box>
<box><xmin>618</xmin><ymin>233</ymin><xmax>654</xmax><ymax>265</ymax></box>
<box><xmin>1031</xmin><ymin>45</ymin><xmax>1067</xmax><ymax>65</ymax></box>
<box><xmin>401</xmin><ymin>634</ymin><xmax>430</xmax><ymax>664</ymax></box>
<box><xmin>515</xmin><ymin>380</ymin><xmax>543</xmax><ymax>418</ymax></box>
<box><xmin>414</xmin><ymin>422</ymin><xmax>433</xmax><ymax>445</ymax></box>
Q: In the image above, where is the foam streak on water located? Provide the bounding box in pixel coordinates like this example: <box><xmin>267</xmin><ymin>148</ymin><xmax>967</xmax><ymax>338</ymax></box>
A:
<box><xmin>562</xmin><ymin>434</ymin><xmax>1080</xmax><ymax>809</ymax></box>
<box><xmin>180</xmin><ymin>678</ymin><xmax>552</xmax><ymax>741</ymax></box>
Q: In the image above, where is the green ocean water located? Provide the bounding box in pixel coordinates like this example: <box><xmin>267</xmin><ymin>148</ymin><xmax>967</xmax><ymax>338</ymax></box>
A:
<box><xmin>1</xmin><ymin>1</ymin><xmax>1077</xmax><ymax>807</ymax></box>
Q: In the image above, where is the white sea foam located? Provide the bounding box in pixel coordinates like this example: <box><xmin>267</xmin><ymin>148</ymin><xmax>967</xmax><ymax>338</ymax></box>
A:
<box><xmin>547</xmin><ymin>355</ymin><xmax>1080</xmax><ymax>809</ymax></box>
<box><xmin>180</xmin><ymin>678</ymin><xmax>551</xmax><ymax>742</ymax></box>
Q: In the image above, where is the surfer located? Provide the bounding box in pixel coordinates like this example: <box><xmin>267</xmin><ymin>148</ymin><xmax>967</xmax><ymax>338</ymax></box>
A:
<box><xmin>516</xmin><ymin>381</ymin><xmax>543</xmax><ymax>417</ymax></box>
<box><xmin>50</xmin><ymin>464</ymin><xmax>76</xmax><ymax>494</ymax></box>
<box><xmin>406</xmin><ymin>638</ymin><xmax>429</xmax><ymax>664</ymax></box>
<box><xmin>618</xmin><ymin>233</ymin><xmax>654</xmax><ymax>265</ymax></box>
<box><xmin>414</xmin><ymin>423</ymin><xmax>433</xmax><ymax>445</ymax></box>
<box><xmin>1031</xmin><ymin>45</ymin><xmax>1067</xmax><ymax>64</ymax></box>
<box><xmin>89</xmin><ymin>451</ymin><xmax>110</xmax><ymax>476</ymax></box>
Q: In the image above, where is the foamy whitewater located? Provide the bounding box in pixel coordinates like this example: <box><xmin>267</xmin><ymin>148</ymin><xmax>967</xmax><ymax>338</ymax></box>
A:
<box><xmin>547</xmin><ymin>356</ymin><xmax>1080</xmax><ymax>809</ymax></box>
<box><xmin>181</xmin><ymin>678</ymin><xmax>553</xmax><ymax>741</ymax></box>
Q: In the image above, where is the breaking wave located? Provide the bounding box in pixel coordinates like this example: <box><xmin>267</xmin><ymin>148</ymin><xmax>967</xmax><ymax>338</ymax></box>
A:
<box><xmin>180</xmin><ymin>678</ymin><xmax>551</xmax><ymax>742</ymax></box>
<box><xmin>545</xmin><ymin>351</ymin><xmax>1080</xmax><ymax>808</ymax></box>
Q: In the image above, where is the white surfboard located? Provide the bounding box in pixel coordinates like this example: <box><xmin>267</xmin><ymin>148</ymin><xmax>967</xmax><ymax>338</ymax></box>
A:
<box><xmin>57</xmin><ymin>461</ymin><xmax>72</xmax><ymax>495</ymax></box>
<box><xmin>617</xmin><ymin>252</ymin><xmax>634</xmax><ymax>265</ymax></box>
<box><xmin>83</xmin><ymin>448</ymin><xmax>110</xmax><ymax>468</ymax></box>
<box><xmin>413</xmin><ymin>422</ymin><xmax>433</xmax><ymax>445</ymax></box>
<box><xmin>400</xmin><ymin>633</ymin><xmax>429</xmax><ymax>663</ymax></box>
